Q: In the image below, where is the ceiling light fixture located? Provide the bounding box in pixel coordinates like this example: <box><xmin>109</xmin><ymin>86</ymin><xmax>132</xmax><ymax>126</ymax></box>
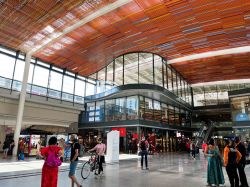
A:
<box><xmin>168</xmin><ymin>46</ymin><xmax>250</xmax><ymax>64</ymax></box>
<box><xmin>191</xmin><ymin>79</ymin><xmax>250</xmax><ymax>87</ymax></box>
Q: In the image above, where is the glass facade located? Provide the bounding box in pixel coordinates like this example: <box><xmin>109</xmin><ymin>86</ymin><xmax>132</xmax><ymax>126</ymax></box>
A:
<box><xmin>193</xmin><ymin>84</ymin><xmax>250</xmax><ymax>107</ymax></box>
<box><xmin>84</xmin><ymin>95</ymin><xmax>191</xmax><ymax>127</ymax></box>
<box><xmin>0</xmin><ymin>48</ymin><xmax>192</xmax><ymax>107</ymax></box>
<box><xmin>90</xmin><ymin>52</ymin><xmax>192</xmax><ymax>106</ymax></box>
<box><xmin>0</xmin><ymin>47</ymin><xmax>99</xmax><ymax>104</ymax></box>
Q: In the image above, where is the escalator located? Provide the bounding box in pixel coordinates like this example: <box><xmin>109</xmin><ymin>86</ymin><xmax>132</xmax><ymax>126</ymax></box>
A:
<box><xmin>195</xmin><ymin>121</ymin><xmax>214</xmax><ymax>148</ymax></box>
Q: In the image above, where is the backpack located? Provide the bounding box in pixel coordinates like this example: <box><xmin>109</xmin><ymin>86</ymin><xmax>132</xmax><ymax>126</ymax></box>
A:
<box><xmin>140</xmin><ymin>140</ymin><xmax>146</xmax><ymax>151</ymax></box>
<box><xmin>79</xmin><ymin>144</ymin><xmax>85</xmax><ymax>157</ymax></box>
<box><xmin>228</xmin><ymin>147</ymin><xmax>237</xmax><ymax>165</ymax></box>
<box><xmin>45</xmin><ymin>148</ymin><xmax>62</xmax><ymax>167</ymax></box>
<box><xmin>3</xmin><ymin>141</ymin><xmax>10</xmax><ymax>150</ymax></box>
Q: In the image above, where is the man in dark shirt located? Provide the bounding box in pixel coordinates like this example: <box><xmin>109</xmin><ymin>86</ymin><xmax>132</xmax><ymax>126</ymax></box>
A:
<box><xmin>68</xmin><ymin>134</ymin><xmax>82</xmax><ymax>187</ymax></box>
<box><xmin>235</xmin><ymin>137</ymin><xmax>249</xmax><ymax>187</ymax></box>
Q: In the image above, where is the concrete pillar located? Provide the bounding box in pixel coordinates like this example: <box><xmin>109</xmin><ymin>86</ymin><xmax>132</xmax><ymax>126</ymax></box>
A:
<box><xmin>13</xmin><ymin>54</ymin><xmax>31</xmax><ymax>155</ymax></box>
<box><xmin>136</xmin><ymin>126</ymin><xmax>141</xmax><ymax>141</ymax></box>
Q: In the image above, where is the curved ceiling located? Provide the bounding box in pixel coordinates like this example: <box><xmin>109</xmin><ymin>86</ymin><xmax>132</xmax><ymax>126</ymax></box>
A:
<box><xmin>0</xmin><ymin>0</ymin><xmax>250</xmax><ymax>84</ymax></box>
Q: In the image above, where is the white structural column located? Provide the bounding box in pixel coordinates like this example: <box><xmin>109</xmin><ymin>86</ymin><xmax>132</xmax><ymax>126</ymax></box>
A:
<box><xmin>13</xmin><ymin>53</ymin><xmax>31</xmax><ymax>155</ymax></box>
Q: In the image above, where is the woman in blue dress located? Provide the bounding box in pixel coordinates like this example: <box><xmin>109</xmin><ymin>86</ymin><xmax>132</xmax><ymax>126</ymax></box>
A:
<box><xmin>205</xmin><ymin>138</ymin><xmax>225</xmax><ymax>187</ymax></box>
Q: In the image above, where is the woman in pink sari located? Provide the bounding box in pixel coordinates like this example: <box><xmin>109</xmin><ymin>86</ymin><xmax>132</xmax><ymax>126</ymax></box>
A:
<box><xmin>40</xmin><ymin>137</ymin><xmax>62</xmax><ymax>187</ymax></box>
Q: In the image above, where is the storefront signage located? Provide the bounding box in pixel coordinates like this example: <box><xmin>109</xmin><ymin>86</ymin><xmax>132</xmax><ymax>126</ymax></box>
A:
<box><xmin>236</xmin><ymin>113</ymin><xmax>249</xmax><ymax>121</ymax></box>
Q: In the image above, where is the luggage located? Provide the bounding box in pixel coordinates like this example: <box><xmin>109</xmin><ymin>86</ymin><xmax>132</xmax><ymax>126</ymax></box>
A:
<box><xmin>18</xmin><ymin>152</ymin><xmax>24</xmax><ymax>160</ymax></box>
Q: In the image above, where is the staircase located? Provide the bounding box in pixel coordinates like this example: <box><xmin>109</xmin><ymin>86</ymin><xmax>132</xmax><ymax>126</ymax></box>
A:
<box><xmin>195</xmin><ymin>121</ymin><xmax>214</xmax><ymax>148</ymax></box>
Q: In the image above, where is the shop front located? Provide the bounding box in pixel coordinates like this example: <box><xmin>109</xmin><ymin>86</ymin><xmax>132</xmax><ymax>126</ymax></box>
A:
<box><xmin>79</xmin><ymin>125</ymin><xmax>192</xmax><ymax>154</ymax></box>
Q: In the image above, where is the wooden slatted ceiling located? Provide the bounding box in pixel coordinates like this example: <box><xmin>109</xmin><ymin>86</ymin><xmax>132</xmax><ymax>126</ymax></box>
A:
<box><xmin>0</xmin><ymin>0</ymin><xmax>250</xmax><ymax>83</ymax></box>
<box><xmin>172</xmin><ymin>52</ymin><xmax>250</xmax><ymax>83</ymax></box>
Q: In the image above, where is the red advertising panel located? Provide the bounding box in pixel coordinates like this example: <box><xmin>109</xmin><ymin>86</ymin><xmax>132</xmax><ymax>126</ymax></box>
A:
<box><xmin>119</xmin><ymin>128</ymin><xmax>126</xmax><ymax>137</ymax></box>
<box><xmin>111</xmin><ymin>127</ymin><xmax>126</xmax><ymax>137</ymax></box>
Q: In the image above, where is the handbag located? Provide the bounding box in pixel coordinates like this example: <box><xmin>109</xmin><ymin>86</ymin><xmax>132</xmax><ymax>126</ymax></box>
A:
<box><xmin>18</xmin><ymin>152</ymin><xmax>24</xmax><ymax>160</ymax></box>
<box><xmin>45</xmin><ymin>148</ymin><xmax>62</xmax><ymax>167</ymax></box>
<box><xmin>138</xmin><ymin>151</ymin><xmax>142</xmax><ymax>156</ymax></box>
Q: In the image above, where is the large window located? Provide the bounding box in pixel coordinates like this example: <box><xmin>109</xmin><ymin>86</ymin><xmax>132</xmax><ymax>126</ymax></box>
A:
<box><xmin>75</xmin><ymin>79</ymin><xmax>85</xmax><ymax>96</ymax></box>
<box><xmin>139</xmin><ymin>53</ymin><xmax>153</xmax><ymax>84</ymax></box>
<box><xmin>172</xmin><ymin>70</ymin><xmax>177</xmax><ymax>96</ymax></box>
<box><xmin>153</xmin><ymin>100</ymin><xmax>161</xmax><ymax>122</ymax></box>
<box><xmin>127</xmin><ymin>96</ymin><xmax>138</xmax><ymax>120</ymax></box>
<box><xmin>168</xmin><ymin>105</ymin><xmax>175</xmax><ymax>125</ymax></box>
<box><xmin>74</xmin><ymin>78</ymin><xmax>85</xmax><ymax>103</ymax></box>
<box><xmin>62</xmin><ymin>74</ymin><xmax>74</xmax><ymax>102</ymax></box>
<box><xmin>33</xmin><ymin>66</ymin><xmax>49</xmax><ymax>87</ymax></box>
<box><xmin>105</xmin><ymin>99</ymin><xmax>115</xmax><ymax>121</ymax></box>
<box><xmin>32</xmin><ymin>66</ymin><xmax>49</xmax><ymax>96</ymax></box>
<box><xmin>167</xmin><ymin>67</ymin><xmax>173</xmax><ymax>91</ymax></box>
<box><xmin>144</xmin><ymin>97</ymin><xmax>153</xmax><ymax>120</ymax></box>
<box><xmin>48</xmin><ymin>70</ymin><xmax>62</xmax><ymax>99</ymax></box>
<box><xmin>85</xmin><ymin>82</ymin><xmax>95</xmax><ymax>96</ymax></box>
<box><xmin>124</xmin><ymin>53</ymin><xmax>138</xmax><ymax>84</ymax></box>
<box><xmin>193</xmin><ymin>87</ymin><xmax>205</xmax><ymax>106</ymax></box>
<box><xmin>13</xmin><ymin>60</ymin><xmax>25</xmax><ymax>81</ymax></box>
<box><xmin>204</xmin><ymin>85</ymin><xmax>218</xmax><ymax>105</ymax></box>
<box><xmin>0</xmin><ymin>53</ymin><xmax>15</xmax><ymax>79</ymax></box>
<box><xmin>87</xmin><ymin>102</ymin><xmax>95</xmax><ymax>122</ymax></box>
<box><xmin>95</xmin><ymin>101</ymin><xmax>104</xmax><ymax>122</ymax></box>
<box><xmin>62</xmin><ymin>75</ymin><xmax>74</xmax><ymax>94</ymax></box>
<box><xmin>217</xmin><ymin>85</ymin><xmax>229</xmax><ymax>104</ymax></box>
<box><xmin>0</xmin><ymin>47</ymin><xmax>194</xmax><ymax>106</ymax></box>
<box><xmin>97</xmin><ymin>68</ymin><xmax>106</xmax><ymax>94</ymax></box>
<box><xmin>106</xmin><ymin>61</ymin><xmax>114</xmax><ymax>86</ymax></box>
<box><xmin>154</xmin><ymin>55</ymin><xmax>163</xmax><ymax>87</ymax></box>
<box><xmin>115</xmin><ymin>98</ymin><xmax>126</xmax><ymax>120</ymax></box>
<box><xmin>174</xmin><ymin>107</ymin><xmax>180</xmax><ymax>126</ymax></box>
<box><xmin>49</xmin><ymin>70</ymin><xmax>62</xmax><ymax>91</ymax></box>
<box><xmin>114</xmin><ymin>56</ymin><xmax>123</xmax><ymax>86</ymax></box>
<box><xmin>163</xmin><ymin>62</ymin><xmax>167</xmax><ymax>90</ymax></box>
<box><xmin>13</xmin><ymin>59</ymin><xmax>25</xmax><ymax>91</ymax></box>
<box><xmin>161</xmin><ymin>103</ymin><xmax>168</xmax><ymax>124</ymax></box>
<box><xmin>93</xmin><ymin>52</ymin><xmax>191</xmax><ymax>105</ymax></box>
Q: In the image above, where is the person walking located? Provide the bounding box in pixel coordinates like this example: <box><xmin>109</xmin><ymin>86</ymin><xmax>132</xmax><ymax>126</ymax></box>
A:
<box><xmin>2</xmin><ymin>138</ymin><xmax>10</xmax><ymax>159</ymax></box>
<box><xmin>235</xmin><ymin>137</ymin><xmax>249</xmax><ymax>187</ymax></box>
<box><xmin>128</xmin><ymin>140</ymin><xmax>133</xmax><ymax>154</ymax></box>
<box><xmin>58</xmin><ymin>138</ymin><xmax>65</xmax><ymax>162</ymax></box>
<box><xmin>139</xmin><ymin>137</ymin><xmax>149</xmax><ymax>170</ymax></box>
<box><xmin>88</xmin><ymin>137</ymin><xmax>106</xmax><ymax>175</ymax></box>
<box><xmin>186</xmin><ymin>140</ymin><xmax>190</xmax><ymax>154</ymax></box>
<box><xmin>224</xmin><ymin>139</ymin><xmax>242</xmax><ymax>187</ymax></box>
<box><xmin>202</xmin><ymin>141</ymin><xmax>207</xmax><ymax>153</ymax></box>
<box><xmin>190</xmin><ymin>140</ymin><xmax>196</xmax><ymax>159</ymax></box>
<box><xmin>205</xmin><ymin>138</ymin><xmax>225</xmax><ymax>187</ymax></box>
<box><xmin>18</xmin><ymin>139</ymin><xmax>25</xmax><ymax>160</ymax></box>
<box><xmin>40</xmin><ymin>137</ymin><xmax>62</xmax><ymax>187</ymax></box>
<box><xmin>68</xmin><ymin>134</ymin><xmax>82</xmax><ymax>187</ymax></box>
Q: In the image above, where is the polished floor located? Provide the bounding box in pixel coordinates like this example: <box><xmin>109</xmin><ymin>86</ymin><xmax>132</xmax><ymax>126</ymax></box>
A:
<box><xmin>0</xmin><ymin>153</ymin><xmax>250</xmax><ymax>187</ymax></box>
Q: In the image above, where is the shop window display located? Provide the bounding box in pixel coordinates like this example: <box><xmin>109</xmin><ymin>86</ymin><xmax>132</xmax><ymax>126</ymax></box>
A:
<box><xmin>126</xmin><ymin>96</ymin><xmax>138</xmax><ymax>120</ymax></box>
<box><xmin>231</xmin><ymin>96</ymin><xmax>250</xmax><ymax>122</ymax></box>
<box><xmin>85</xmin><ymin>95</ymin><xmax>191</xmax><ymax>127</ymax></box>
<box><xmin>144</xmin><ymin>98</ymin><xmax>154</xmax><ymax>120</ymax></box>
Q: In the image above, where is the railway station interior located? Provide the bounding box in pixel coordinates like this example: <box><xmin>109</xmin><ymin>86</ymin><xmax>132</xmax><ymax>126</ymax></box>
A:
<box><xmin>0</xmin><ymin>0</ymin><xmax>250</xmax><ymax>187</ymax></box>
